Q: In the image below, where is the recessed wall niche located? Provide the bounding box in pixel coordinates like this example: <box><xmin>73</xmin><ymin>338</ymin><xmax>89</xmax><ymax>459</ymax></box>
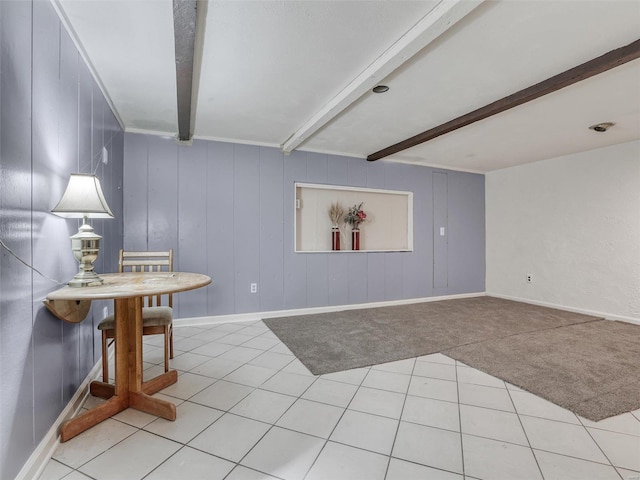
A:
<box><xmin>295</xmin><ymin>182</ymin><xmax>413</xmax><ymax>252</ymax></box>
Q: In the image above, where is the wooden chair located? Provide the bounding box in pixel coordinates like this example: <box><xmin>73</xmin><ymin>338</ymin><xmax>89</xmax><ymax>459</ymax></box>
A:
<box><xmin>98</xmin><ymin>249</ymin><xmax>174</xmax><ymax>382</ymax></box>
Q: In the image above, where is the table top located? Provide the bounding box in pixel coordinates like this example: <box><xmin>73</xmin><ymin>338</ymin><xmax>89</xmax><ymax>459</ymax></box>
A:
<box><xmin>47</xmin><ymin>272</ymin><xmax>212</xmax><ymax>301</ymax></box>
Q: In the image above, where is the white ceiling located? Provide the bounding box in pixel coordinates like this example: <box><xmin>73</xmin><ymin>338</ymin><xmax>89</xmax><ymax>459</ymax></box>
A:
<box><xmin>55</xmin><ymin>0</ymin><xmax>640</xmax><ymax>173</ymax></box>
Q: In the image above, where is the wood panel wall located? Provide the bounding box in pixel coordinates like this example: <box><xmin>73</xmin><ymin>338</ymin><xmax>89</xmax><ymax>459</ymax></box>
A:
<box><xmin>124</xmin><ymin>134</ymin><xmax>485</xmax><ymax>319</ymax></box>
<box><xmin>0</xmin><ymin>2</ymin><xmax>124</xmax><ymax>477</ymax></box>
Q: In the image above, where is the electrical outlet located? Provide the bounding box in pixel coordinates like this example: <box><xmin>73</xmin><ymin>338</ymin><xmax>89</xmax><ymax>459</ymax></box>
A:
<box><xmin>102</xmin><ymin>306</ymin><xmax>109</xmax><ymax>318</ymax></box>
<box><xmin>526</xmin><ymin>274</ymin><xmax>533</xmax><ymax>283</ymax></box>
<box><xmin>250</xmin><ymin>283</ymin><xmax>258</xmax><ymax>294</ymax></box>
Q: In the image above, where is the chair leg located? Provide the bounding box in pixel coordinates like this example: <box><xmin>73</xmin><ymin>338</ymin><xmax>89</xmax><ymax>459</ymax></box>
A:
<box><xmin>169</xmin><ymin>324</ymin><xmax>174</xmax><ymax>359</ymax></box>
<box><xmin>102</xmin><ymin>330</ymin><xmax>109</xmax><ymax>382</ymax></box>
<box><xmin>163</xmin><ymin>326</ymin><xmax>170</xmax><ymax>373</ymax></box>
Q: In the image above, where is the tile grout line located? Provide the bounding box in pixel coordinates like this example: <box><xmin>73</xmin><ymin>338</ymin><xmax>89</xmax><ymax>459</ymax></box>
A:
<box><xmin>153</xmin><ymin>331</ymin><xmax>639</xmax><ymax>473</ymax></box>
<box><xmin>186</xmin><ymin>401</ymin><xmax>282</xmax><ymax>475</ymax></box>
<box><xmin>300</xmin><ymin>361</ymin><xmax>372</xmax><ymax>480</ymax></box>
<box><xmin>455</xmin><ymin>361</ymin><xmax>466</xmax><ymax>479</ymax></box>
<box><xmin>134</xmin><ymin>323</ymin><xmax>301</xmax><ymax>480</ymax></box>
<box><xmin>207</xmin><ymin>327</ymin><xmax>325</xmax><ymax>476</ymax></box>
<box><xmin>504</xmin><ymin>380</ymin><xmax>545</xmax><ymax>479</ymax></box>
<box><xmin>382</xmin><ymin>357</ymin><xmax>417</xmax><ymax>480</ymax></box>
<box><xmin>581</xmin><ymin>425</ymin><xmax>626</xmax><ymax>478</ymax></box>
<box><xmin>54</xmin><ymin>420</ymin><xmax>140</xmax><ymax>475</ymax></box>
<box><xmin>139</xmin><ymin>445</ymin><xmax>190</xmax><ymax>480</ymax></box>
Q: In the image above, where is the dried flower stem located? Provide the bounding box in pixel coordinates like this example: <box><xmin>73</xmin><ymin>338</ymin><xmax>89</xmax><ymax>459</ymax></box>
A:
<box><xmin>328</xmin><ymin>202</ymin><xmax>345</xmax><ymax>226</ymax></box>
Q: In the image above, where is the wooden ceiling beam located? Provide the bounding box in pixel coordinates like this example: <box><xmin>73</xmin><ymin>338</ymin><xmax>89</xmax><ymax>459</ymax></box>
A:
<box><xmin>173</xmin><ymin>0</ymin><xmax>197</xmax><ymax>142</ymax></box>
<box><xmin>173</xmin><ymin>0</ymin><xmax>207</xmax><ymax>142</ymax></box>
<box><xmin>281</xmin><ymin>0</ymin><xmax>485</xmax><ymax>154</ymax></box>
<box><xmin>367</xmin><ymin>38</ymin><xmax>640</xmax><ymax>161</ymax></box>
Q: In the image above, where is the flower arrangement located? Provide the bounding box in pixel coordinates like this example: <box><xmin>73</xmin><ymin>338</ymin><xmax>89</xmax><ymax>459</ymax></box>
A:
<box><xmin>328</xmin><ymin>202</ymin><xmax>345</xmax><ymax>227</ymax></box>
<box><xmin>344</xmin><ymin>202</ymin><xmax>367</xmax><ymax>229</ymax></box>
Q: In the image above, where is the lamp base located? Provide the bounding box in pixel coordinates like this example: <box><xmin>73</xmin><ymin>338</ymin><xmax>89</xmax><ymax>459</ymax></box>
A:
<box><xmin>68</xmin><ymin>219</ymin><xmax>104</xmax><ymax>288</ymax></box>
<box><xmin>68</xmin><ymin>270</ymin><xmax>104</xmax><ymax>288</ymax></box>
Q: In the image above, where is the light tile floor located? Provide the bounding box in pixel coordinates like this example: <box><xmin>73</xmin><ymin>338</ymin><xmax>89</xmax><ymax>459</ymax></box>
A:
<box><xmin>40</xmin><ymin>321</ymin><xmax>640</xmax><ymax>480</ymax></box>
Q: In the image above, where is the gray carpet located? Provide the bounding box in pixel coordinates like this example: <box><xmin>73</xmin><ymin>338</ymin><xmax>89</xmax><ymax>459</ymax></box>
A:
<box><xmin>445</xmin><ymin>319</ymin><xmax>640</xmax><ymax>421</ymax></box>
<box><xmin>264</xmin><ymin>297</ymin><xmax>599</xmax><ymax>375</ymax></box>
<box><xmin>264</xmin><ymin>296</ymin><xmax>640</xmax><ymax>421</ymax></box>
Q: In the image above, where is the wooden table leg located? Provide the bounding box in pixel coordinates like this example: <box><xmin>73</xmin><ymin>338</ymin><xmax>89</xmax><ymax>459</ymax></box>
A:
<box><xmin>87</xmin><ymin>365</ymin><xmax>178</xmax><ymax>401</ymax></box>
<box><xmin>60</xmin><ymin>396</ymin><xmax>127</xmax><ymax>442</ymax></box>
<box><xmin>58</xmin><ymin>298</ymin><xmax>134</xmax><ymax>442</ymax></box>
<box><xmin>128</xmin><ymin>296</ymin><xmax>177</xmax><ymax>418</ymax></box>
<box><xmin>130</xmin><ymin>391</ymin><xmax>176</xmax><ymax>420</ymax></box>
<box><xmin>59</xmin><ymin>296</ymin><xmax>178</xmax><ymax>442</ymax></box>
<box><xmin>142</xmin><ymin>370</ymin><xmax>178</xmax><ymax>395</ymax></box>
<box><xmin>89</xmin><ymin>381</ymin><xmax>115</xmax><ymax>399</ymax></box>
<box><xmin>128</xmin><ymin>296</ymin><xmax>142</xmax><ymax>393</ymax></box>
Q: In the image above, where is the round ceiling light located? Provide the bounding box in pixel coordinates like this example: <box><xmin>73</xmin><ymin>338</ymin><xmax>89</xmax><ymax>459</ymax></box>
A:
<box><xmin>588</xmin><ymin>122</ymin><xmax>615</xmax><ymax>132</ymax></box>
<box><xmin>372</xmin><ymin>85</ymin><xmax>389</xmax><ymax>93</ymax></box>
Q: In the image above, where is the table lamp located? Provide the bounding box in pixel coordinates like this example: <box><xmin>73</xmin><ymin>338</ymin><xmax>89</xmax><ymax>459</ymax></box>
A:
<box><xmin>52</xmin><ymin>173</ymin><xmax>114</xmax><ymax>287</ymax></box>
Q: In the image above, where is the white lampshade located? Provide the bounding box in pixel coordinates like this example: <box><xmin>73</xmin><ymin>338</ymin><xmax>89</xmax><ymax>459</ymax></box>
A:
<box><xmin>52</xmin><ymin>173</ymin><xmax>114</xmax><ymax>287</ymax></box>
<box><xmin>52</xmin><ymin>173</ymin><xmax>114</xmax><ymax>219</ymax></box>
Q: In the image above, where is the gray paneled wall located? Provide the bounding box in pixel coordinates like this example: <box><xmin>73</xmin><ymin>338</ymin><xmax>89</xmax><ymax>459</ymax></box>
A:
<box><xmin>0</xmin><ymin>1</ymin><xmax>124</xmax><ymax>478</ymax></box>
<box><xmin>433</xmin><ymin>172</ymin><xmax>449</xmax><ymax>288</ymax></box>
<box><xmin>124</xmin><ymin>134</ymin><xmax>485</xmax><ymax>319</ymax></box>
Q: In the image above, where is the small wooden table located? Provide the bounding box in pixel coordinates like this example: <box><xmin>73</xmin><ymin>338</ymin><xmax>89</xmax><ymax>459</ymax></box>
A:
<box><xmin>45</xmin><ymin>272</ymin><xmax>211</xmax><ymax>442</ymax></box>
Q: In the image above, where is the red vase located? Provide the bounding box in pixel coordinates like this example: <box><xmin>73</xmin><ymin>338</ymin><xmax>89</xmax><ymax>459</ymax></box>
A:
<box><xmin>352</xmin><ymin>228</ymin><xmax>360</xmax><ymax>250</ymax></box>
<box><xmin>331</xmin><ymin>227</ymin><xmax>340</xmax><ymax>251</ymax></box>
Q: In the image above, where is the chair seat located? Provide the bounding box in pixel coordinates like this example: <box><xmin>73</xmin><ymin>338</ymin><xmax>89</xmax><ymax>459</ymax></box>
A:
<box><xmin>97</xmin><ymin>306</ymin><xmax>173</xmax><ymax>330</ymax></box>
<box><xmin>100</xmin><ymin>249</ymin><xmax>175</xmax><ymax>383</ymax></box>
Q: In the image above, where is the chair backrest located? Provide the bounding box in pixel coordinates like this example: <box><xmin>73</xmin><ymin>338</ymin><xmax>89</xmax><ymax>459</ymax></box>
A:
<box><xmin>118</xmin><ymin>249</ymin><xmax>174</xmax><ymax>308</ymax></box>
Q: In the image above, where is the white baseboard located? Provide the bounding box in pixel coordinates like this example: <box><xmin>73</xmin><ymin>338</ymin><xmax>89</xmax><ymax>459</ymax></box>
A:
<box><xmin>175</xmin><ymin>292</ymin><xmax>486</xmax><ymax>327</ymax></box>
<box><xmin>177</xmin><ymin>292</ymin><xmax>640</xmax><ymax>327</ymax></box>
<box><xmin>487</xmin><ymin>292</ymin><xmax>640</xmax><ymax>325</ymax></box>
<box><xmin>15</xmin><ymin>359</ymin><xmax>104</xmax><ymax>480</ymax></box>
